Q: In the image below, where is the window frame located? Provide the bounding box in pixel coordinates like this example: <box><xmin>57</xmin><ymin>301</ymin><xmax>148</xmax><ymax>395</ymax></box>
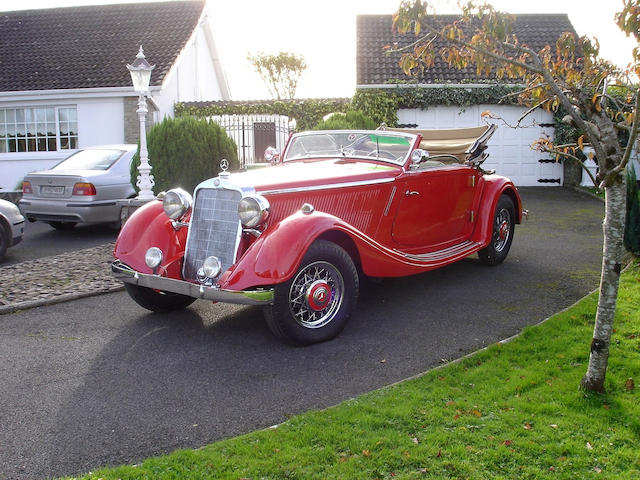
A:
<box><xmin>0</xmin><ymin>106</ymin><xmax>78</xmax><ymax>154</ymax></box>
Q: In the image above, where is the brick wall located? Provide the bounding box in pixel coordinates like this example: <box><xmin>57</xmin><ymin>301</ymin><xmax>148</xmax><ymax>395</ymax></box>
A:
<box><xmin>123</xmin><ymin>96</ymin><xmax>156</xmax><ymax>144</ymax></box>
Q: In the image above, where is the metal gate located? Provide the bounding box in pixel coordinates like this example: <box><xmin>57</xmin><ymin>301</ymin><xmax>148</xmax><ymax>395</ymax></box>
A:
<box><xmin>208</xmin><ymin>114</ymin><xmax>291</xmax><ymax>169</ymax></box>
<box><xmin>253</xmin><ymin>122</ymin><xmax>276</xmax><ymax>163</ymax></box>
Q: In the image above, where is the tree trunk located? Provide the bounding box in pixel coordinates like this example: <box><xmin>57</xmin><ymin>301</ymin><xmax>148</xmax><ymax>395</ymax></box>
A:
<box><xmin>580</xmin><ymin>176</ymin><xmax>627</xmax><ymax>392</ymax></box>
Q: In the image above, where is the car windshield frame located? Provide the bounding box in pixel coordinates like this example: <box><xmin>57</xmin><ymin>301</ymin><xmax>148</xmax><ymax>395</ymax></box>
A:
<box><xmin>52</xmin><ymin>148</ymin><xmax>126</xmax><ymax>171</ymax></box>
<box><xmin>283</xmin><ymin>130</ymin><xmax>418</xmax><ymax>166</ymax></box>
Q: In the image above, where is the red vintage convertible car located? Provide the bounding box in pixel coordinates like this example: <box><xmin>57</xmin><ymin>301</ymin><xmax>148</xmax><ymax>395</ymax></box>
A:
<box><xmin>112</xmin><ymin>125</ymin><xmax>522</xmax><ymax>344</ymax></box>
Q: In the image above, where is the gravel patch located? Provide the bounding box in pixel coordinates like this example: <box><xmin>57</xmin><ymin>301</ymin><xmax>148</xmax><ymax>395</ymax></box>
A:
<box><xmin>0</xmin><ymin>243</ymin><xmax>122</xmax><ymax>314</ymax></box>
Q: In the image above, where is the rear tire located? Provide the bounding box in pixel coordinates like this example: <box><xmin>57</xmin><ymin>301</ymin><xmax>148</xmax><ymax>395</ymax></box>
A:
<box><xmin>124</xmin><ymin>283</ymin><xmax>196</xmax><ymax>312</ymax></box>
<box><xmin>49</xmin><ymin>221</ymin><xmax>77</xmax><ymax>230</ymax></box>
<box><xmin>478</xmin><ymin>195</ymin><xmax>515</xmax><ymax>266</ymax></box>
<box><xmin>263</xmin><ymin>240</ymin><xmax>359</xmax><ymax>345</ymax></box>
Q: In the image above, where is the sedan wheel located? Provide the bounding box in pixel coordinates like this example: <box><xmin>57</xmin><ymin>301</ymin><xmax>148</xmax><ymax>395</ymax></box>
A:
<box><xmin>49</xmin><ymin>221</ymin><xmax>77</xmax><ymax>230</ymax></box>
<box><xmin>264</xmin><ymin>240</ymin><xmax>359</xmax><ymax>345</ymax></box>
<box><xmin>0</xmin><ymin>222</ymin><xmax>9</xmax><ymax>261</ymax></box>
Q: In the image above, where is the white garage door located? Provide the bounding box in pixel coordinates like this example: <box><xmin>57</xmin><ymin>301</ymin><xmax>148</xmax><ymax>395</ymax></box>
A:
<box><xmin>398</xmin><ymin>105</ymin><xmax>561</xmax><ymax>186</ymax></box>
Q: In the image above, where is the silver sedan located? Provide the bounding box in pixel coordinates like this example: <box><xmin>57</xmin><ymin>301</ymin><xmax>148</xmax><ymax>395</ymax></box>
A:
<box><xmin>19</xmin><ymin>145</ymin><xmax>137</xmax><ymax>230</ymax></box>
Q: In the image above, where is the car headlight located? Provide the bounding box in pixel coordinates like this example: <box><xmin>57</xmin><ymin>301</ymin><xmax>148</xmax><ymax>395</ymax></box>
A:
<box><xmin>145</xmin><ymin>247</ymin><xmax>163</xmax><ymax>269</ymax></box>
<box><xmin>238</xmin><ymin>195</ymin><xmax>270</xmax><ymax>228</ymax></box>
<box><xmin>162</xmin><ymin>188</ymin><xmax>192</xmax><ymax>220</ymax></box>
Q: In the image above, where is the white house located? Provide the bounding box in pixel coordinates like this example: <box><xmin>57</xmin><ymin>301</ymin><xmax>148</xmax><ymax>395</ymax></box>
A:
<box><xmin>356</xmin><ymin>14</ymin><xmax>580</xmax><ymax>187</ymax></box>
<box><xmin>0</xmin><ymin>0</ymin><xmax>230</xmax><ymax>194</ymax></box>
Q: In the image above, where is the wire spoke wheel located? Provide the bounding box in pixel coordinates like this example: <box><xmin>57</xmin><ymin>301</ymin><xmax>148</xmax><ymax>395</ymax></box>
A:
<box><xmin>264</xmin><ymin>240</ymin><xmax>359</xmax><ymax>345</ymax></box>
<box><xmin>288</xmin><ymin>261</ymin><xmax>344</xmax><ymax>329</ymax></box>
<box><xmin>478</xmin><ymin>195</ymin><xmax>515</xmax><ymax>266</ymax></box>
<box><xmin>493</xmin><ymin>207</ymin><xmax>512</xmax><ymax>253</ymax></box>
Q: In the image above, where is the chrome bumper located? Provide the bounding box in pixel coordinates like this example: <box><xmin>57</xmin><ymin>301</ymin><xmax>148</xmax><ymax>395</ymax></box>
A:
<box><xmin>112</xmin><ymin>260</ymin><xmax>274</xmax><ymax>306</ymax></box>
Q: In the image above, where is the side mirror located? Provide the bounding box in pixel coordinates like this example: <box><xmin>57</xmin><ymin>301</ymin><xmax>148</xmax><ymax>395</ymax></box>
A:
<box><xmin>410</xmin><ymin>149</ymin><xmax>428</xmax><ymax>168</ymax></box>
<box><xmin>264</xmin><ymin>146</ymin><xmax>280</xmax><ymax>164</ymax></box>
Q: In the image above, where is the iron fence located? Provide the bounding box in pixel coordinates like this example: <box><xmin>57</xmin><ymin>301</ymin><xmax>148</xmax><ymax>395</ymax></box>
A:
<box><xmin>208</xmin><ymin>114</ymin><xmax>292</xmax><ymax>169</ymax></box>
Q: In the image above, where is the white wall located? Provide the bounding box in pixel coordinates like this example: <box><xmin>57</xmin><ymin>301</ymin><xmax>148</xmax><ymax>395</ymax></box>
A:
<box><xmin>153</xmin><ymin>21</ymin><xmax>226</xmax><ymax>120</ymax></box>
<box><xmin>398</xmin><ymin>105</ymin><xmax>560</xmax><ymax>187</ymax></box>
<box><xmin>0</xmin><ymin>96</ymin><xmax>124</xmax><ymax>191</ymax></box>
<box><xmin>77</xmin><ymin>98</ymin><xmax>124</xmax><ymax>147</ymax></box>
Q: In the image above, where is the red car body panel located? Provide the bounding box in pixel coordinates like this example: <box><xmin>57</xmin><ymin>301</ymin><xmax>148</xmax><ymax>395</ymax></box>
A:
<box><xmin>114</xmin><ymin>200</ymin><xmax>189</xmax><ymax>279</ymax></box>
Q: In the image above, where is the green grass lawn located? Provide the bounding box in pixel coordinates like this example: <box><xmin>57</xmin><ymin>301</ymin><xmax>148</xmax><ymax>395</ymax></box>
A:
<box><xmin>69</xmin><ymin>262</ymin><xmax>640</xmax><ymax>480</ymax></box>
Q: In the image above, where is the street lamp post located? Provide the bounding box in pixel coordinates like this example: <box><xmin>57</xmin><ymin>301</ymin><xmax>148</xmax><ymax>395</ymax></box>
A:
<box><xmin>127</xmin><ymin>46</ymin><xmax>156</xmax><ymax>201</ymax></box>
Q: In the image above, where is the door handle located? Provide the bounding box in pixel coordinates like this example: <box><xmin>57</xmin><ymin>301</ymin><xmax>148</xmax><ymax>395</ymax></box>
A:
<box><xmin>405</xmin><ymin>190</ymin><xmax>420</xmax><ymax>196</ymax></box>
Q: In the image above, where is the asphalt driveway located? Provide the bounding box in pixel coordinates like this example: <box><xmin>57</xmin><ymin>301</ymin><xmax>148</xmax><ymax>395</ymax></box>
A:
<box><xmin>0</xmin><ymin>187</ymin><xmax>605</xmax><ymax>480</ymax></box>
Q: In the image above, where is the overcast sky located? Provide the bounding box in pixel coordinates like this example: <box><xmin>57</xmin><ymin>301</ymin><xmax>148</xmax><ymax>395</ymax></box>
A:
<box><xmin>4</xmin><ymin>0</ymin><xmax>637</xmax><ymax>100</ymax></box>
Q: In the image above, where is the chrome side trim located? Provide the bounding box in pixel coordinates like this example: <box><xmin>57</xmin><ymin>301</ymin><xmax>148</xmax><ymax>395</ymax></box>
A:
<box><xmin>383</xmin><ymin>186</ymin><xmax>396</xmax><ymax>216</ymax></box>
<box><xmin>395</xmin><ymin>241</ymin><xmax>480</xmax><ymax>262</ymax></box>
<box><xmin>258</xmin><ymin>177</ymin><xmax>395</xmax><ymax>195</ymax></box>
<box><xmin>112</xmin><ymin>261</ymin><xmax>273</xmax><ymax>306</ymax></box>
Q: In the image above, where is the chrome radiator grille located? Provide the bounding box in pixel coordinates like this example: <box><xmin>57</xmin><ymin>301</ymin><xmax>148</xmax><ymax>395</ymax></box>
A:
<box><xmin>183</xmin><ymin>188</ymin><xmax>242</xmax><ymax>281</ymax></box>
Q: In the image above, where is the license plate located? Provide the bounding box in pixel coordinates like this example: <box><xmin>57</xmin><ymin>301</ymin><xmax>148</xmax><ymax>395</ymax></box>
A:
<box><xmin>41</xmin><ymin>186</ymin><xmax>65</xmax><ymax>195</ymax></box>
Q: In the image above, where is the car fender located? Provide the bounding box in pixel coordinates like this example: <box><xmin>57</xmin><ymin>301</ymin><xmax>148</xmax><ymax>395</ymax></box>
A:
<box><xmin>114</xmin><ymin>200</ymin><xmax>188</xmax><ymax>278</ymax></box>
<box><xmin>471</xmin><ymin>175</ymin><xmax>523</xmax><ymax>247</ymax></box>
<box><xmin>220</xmin><ymin>211</ymin><xmax>343</xmax><ymax>291</ymax></box>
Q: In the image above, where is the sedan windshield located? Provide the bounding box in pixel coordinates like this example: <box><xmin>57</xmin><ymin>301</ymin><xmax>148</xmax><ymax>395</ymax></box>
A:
<box><xmin>284</xmin><ymin>131</ymin><xmax>415</xmax><ymax>165</ymax></box>
<box><xmin>52</xmin><ymin>149</ymin><xmax>125</xmax><ymax>171</ymax></box>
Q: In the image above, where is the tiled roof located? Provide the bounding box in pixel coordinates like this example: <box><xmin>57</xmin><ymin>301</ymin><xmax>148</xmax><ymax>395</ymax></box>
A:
<box><xmin>0</xmin><ymin>0</ymin><xmax>205</xmax><ymax>92</ymax></box>
<box><xmin>357</xmin><ymin>14</ymin><xmax>578</xmax><ymax>86</ymax></box>
<box><xmin>180</xmin><ymin>98</ymin><xmax>351</xmax><ymax>108</ymax></box>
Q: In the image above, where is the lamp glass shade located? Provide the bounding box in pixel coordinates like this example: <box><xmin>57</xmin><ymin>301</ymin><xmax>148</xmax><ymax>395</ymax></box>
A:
<box><xmin>128</xmin><ymin>67</ymin><xmax>153</xmax><ymax>93</ymax></box>
<box><xmin>127</xmin><ymin>46</ymin><xmax>155</xmax><ymax>93</ymax></box>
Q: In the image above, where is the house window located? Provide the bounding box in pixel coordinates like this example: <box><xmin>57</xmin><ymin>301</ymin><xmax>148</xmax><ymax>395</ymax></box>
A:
<box><xmin>0</xmin><ymin>106</ymin><xmax>78</xmax><ymax>153</ymax></box>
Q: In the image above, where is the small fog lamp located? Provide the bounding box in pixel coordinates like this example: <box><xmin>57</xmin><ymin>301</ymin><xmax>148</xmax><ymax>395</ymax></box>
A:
<box><xmin>202</xmin><ymin>256</ymin><xmax>222</xmax><ymax>279</ymax></box>
<box><xmin>145</xmin><ymin>247</ymin><xmax>163</xmax><ymax>269</ymax></box>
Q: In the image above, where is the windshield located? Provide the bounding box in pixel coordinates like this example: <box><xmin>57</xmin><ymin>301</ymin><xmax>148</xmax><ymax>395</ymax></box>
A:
<box><xmin>52</xmin><ymin>149</ymin><xmax>126</xmax><ymax>171</ymax></box>
<box><xmin>283</xmin><ymin>131</ymin><xmax>415</xmax><ymax>165</ymax></box>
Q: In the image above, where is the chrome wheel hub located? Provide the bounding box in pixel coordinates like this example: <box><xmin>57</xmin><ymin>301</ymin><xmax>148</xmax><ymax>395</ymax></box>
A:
<box><xmin>494</xmin><ymin>208</ymin><xmax>511</xmax><ymax>252</ymax></box>
<box><xmin>306</xmin><ymin>280</ymin><xmax>332</xmax><ymax>311</ymax></box>
<box><xmin>289</xmin><ymin>261</ymin><xmax>344</xmax><ymax>329</ymax></box>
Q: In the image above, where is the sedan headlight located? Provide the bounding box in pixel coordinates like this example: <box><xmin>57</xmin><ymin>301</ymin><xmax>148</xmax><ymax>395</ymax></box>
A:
<box><xmin>162</xmin><ymin>188</ymin><xmax>192</xmax><ymax>220</ymax></box>
<box><xmin>238</xmin><ymin>195</ymin><xmax>270</xmax><ymax>228</ymax></box>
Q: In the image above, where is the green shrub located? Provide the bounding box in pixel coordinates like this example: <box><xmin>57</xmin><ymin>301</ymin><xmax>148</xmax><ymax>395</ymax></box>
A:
<box><xmin>130</xmin><ymin>116</ymin><xmax>238</xmax><ymax>195</ymax></box>
<box><xmin>312</xmin><ymin>110</ymin><xmax>377</xmax><ymax>130</ymax></box>
<box><xmin>624</xmin><ymin>165</ymin><xmax>640</xmax><ymax>255</ymax></box>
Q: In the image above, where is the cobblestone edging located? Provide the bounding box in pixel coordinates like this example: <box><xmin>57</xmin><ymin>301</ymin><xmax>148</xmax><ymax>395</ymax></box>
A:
<box><xmin>0</xmin><ymin>243</ymin><xmax>123</xmax><ymax>314</ymax></box>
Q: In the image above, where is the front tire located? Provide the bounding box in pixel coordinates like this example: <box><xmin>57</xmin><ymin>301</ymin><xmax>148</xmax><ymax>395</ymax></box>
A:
<box><xmin>124</xmin><ymin>283</ymin><xmax>196</xmax><ymax>312</ymax></box>
<box><xmin>264</xmin><ymin>240</ymin><xmax>359</xmax><ymax>345</ymax></box>
<box><xmin>478</xmin><ymin>195</ymin><xmax>515</xmax><ymax>266</ymax></box>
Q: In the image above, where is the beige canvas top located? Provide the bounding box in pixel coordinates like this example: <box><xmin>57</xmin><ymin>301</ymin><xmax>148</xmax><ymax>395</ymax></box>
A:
<box><xmin>388</xmin><ymin>125</ymin><xmax>490</xmax><ymax>155</ymax></box>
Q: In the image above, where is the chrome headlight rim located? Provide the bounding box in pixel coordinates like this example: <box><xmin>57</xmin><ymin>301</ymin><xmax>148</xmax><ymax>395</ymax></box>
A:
<box><xmin>238</xmin><ymin>194</ymin><xmax>270</xmax><ymax>228</ymax></box>
<box><xmin>162</xmin><ymin>188</ymin><xmax>193</xmax><ymax>220</ymax></box>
